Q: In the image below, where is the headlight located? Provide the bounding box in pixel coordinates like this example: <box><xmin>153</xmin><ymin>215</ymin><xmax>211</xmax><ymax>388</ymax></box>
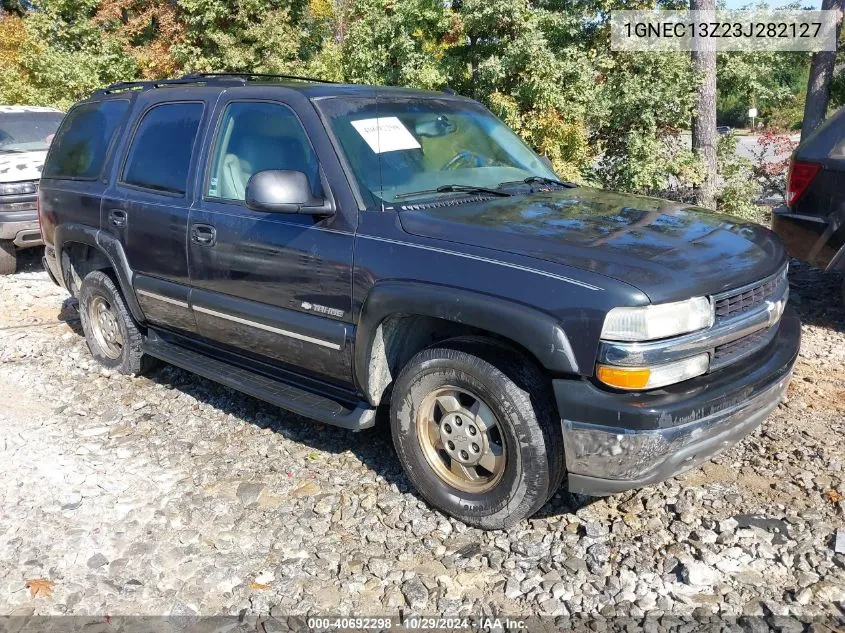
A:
<box><xmin>596</xmin><ymin>353</ymin><xmax>710</xmax><ymax>390</ymax></box>
<box><xmin>600</xmin><ymin>297</ymin><xmax>714</xmax><ymax>342</ymax></box>
<box><xmin>0</xmin><ymin>181</ymin><xmax>38</xmax><ymax>196</ymax></box>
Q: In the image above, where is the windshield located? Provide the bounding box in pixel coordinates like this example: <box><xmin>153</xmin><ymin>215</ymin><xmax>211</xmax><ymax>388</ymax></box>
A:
<box><xmin>318</xmin><ymin>97</ymin><xmax>558</xmax><ymax>204</ymax></box>
<box><xmin>0</xmin><ymin>112</ymin><xmax>64</xmax><ymax>153</ymax></box>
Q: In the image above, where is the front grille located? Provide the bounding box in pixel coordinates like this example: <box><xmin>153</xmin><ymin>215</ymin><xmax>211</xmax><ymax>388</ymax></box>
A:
<box><xmin>711</xmin><ymin>326</ymin><xmax>777</xmax><ymax>370</ymax></box>
<box><xmin>714</xmin><ymin>267</ymin><xmax>786</xmax><ymax>319</ymax></box>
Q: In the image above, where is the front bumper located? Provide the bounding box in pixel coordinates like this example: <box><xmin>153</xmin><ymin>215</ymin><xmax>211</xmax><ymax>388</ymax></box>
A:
<box><xmin>0</xmin><ymin>209</ymin><xmax>42</xmax><ymax>247</ymax></box>
<box><xmin>558</xmin><ymin>306</ymin><xmax>800</xmax><ymax>496</ymax></box>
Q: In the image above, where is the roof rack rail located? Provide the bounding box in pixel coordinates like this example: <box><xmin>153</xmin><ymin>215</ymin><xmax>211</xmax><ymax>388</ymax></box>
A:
<box><xmin>180</xmin><ymin>72</ymin><xmax>340</xmax><ymax>85</ymax></box>
<box><xmin>95</xmin><ymin>76</ymin><xmax>246</xmax><ymax>96</ymax></box>
<box><xmin>94</xmin><ymin>71</ymin><xmax>339</xmax><ymax>98</ymax></box>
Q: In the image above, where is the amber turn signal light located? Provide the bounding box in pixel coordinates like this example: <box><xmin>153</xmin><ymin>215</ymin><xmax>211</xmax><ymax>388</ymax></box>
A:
<box><xmin>596</xmin><ymin>365</ymin><xmax>651</xmax><ymax>390</ymax></box>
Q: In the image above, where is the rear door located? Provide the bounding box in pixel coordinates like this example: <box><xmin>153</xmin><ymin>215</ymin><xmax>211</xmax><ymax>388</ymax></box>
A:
<box><xmin>101</xmin><ymin>93</ymin><xmax>210</xmax><ymax>334</ymax></box>
<box><xmin>187</xmin><ymin>87</ymin><xmax>358</xmax><ymax>385</ymax></box>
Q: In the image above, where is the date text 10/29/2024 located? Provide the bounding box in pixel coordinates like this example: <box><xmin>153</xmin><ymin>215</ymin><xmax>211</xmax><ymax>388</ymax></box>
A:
<box><xmin>306</xmin><ymin>617</ymin><xmax>528</xmax><ymax>630</ymax></box>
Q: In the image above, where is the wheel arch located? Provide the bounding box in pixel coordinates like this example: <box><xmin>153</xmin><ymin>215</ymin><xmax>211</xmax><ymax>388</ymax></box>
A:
<box><xmin>354</xmin><ymin>281</ymin><xmax>579</xmax><ymax>406</ymax></box>
<box><xmin>54</xmin><ymin>223</ymin><xmax>145</xmax><ymax>324</ymax></box>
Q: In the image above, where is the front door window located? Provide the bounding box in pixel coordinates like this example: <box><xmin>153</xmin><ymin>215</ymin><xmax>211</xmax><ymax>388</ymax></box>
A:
<box><xmin>206</xmin><ymin>101</ymin><xmax>321</xmax><ymax>203</ymax></box>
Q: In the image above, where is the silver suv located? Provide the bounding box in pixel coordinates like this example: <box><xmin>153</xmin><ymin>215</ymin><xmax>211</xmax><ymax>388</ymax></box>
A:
<box><xmin>0</xmin><ymin>105</ymin><xmax>64</xmax><ymax>274</ymax></box>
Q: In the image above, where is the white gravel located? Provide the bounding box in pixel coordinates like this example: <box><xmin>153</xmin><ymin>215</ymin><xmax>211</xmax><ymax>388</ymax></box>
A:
<box><xmin>1</xmin><ymin>250</ymin><xmax>844</xmax><ymax>624</ymax></box>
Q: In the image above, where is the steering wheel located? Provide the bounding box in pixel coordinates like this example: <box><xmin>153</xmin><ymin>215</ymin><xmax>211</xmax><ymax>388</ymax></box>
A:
<box><xmin>440</xmin><ymin>150</ymin><xmax>489</xmax><ymax>171</ymax></box>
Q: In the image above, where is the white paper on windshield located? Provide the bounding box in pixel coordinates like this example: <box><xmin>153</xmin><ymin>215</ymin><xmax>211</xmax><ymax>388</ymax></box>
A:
<box><xmin>351</xmin><ymin>117</ymin><xmax>421</xmax><ymax>154</ymax></box>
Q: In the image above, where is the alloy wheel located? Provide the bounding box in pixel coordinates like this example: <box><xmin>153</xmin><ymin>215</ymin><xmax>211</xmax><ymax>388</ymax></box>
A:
<box><xmin>416</xmin><ymin>386</ymin><xmax>507</xmax><ymax>493</ymax></box>
<box><xmin>88</xmin><ymin>295</ymin><xmax>123</xmax><ymax>359</ymax></box>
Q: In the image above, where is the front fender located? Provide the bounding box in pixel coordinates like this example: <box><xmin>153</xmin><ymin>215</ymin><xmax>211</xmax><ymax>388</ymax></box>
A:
<box><xmin>354</xmin><ymin>281</ymin><xmax>579</xmax><ymax>398</ymax></box>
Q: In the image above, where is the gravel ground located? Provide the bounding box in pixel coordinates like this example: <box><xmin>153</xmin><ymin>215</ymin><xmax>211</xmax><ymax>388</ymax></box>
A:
<box><xmin>1</xmin><ymin>249</ymin><xmax>844</xmax><ymax>623</ymax></box>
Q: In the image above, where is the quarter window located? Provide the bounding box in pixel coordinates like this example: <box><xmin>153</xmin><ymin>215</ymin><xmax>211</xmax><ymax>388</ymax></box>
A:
<box><xmin>122</xmin><ymin>102</ymin><xmax>203</xmax><ymax>195</ymax></box>
<box><xmin>207</xmin><ymin>102</ymin><xmax>321</xmax><ymax>202</ymax></box>
<box><xmin>43</xmin><ymin>100</ymin><xmax>128</xmax><ymax>180</ymax></box>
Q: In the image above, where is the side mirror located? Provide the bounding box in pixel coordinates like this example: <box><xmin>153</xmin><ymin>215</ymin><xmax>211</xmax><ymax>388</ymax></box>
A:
<box><xmin>245</xmin><ymin>170</ymin><xmax>333</xmax><ymax>217</ymax></box>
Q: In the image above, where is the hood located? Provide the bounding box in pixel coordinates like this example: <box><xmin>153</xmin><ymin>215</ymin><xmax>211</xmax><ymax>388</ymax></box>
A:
<box><xmin>398</xmin><ymin>187</ymin><xmax>786</xmax><ymax>303</ymax></box>
<box><xmin>0</xmin><ymin>150</ymin><xmax>47</xmax><ymax>183</ymax></box>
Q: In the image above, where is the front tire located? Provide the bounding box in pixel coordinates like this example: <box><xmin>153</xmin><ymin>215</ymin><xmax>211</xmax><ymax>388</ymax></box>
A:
<box><xmin>78</xmin><ymin>270</ymin><xmax>153</xmax><ymax>375</ymax></box>
<box><xmin>390</xmin><ymin>338</ymin><xmax>564</xmax><ymax>530</ymax></box>
<box><xmin>0</xmin><ymin>240</ymin><xmax>17</xmax><ymax>275</ymax></box>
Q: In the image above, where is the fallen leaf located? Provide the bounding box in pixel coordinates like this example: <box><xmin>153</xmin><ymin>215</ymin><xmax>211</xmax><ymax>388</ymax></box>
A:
<box><xmin>25</xmin><ymin>579</ymin><xmax>55</xmax><ymax>598</ymax></box>
<box><xmin>249</xmin><ymin>581</ymin><xmax>270</xmax><ymax>590</ymax></box>
<box><xmin>824</xmin><ymin>489</ymin><xmax>842</xmax><ymax>503</ymax></box>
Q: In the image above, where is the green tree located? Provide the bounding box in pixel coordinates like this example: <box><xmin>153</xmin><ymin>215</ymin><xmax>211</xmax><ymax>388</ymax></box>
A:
<box><xmin>444</xmin><ymin>0</ymin><xmax>595</xmax><ymax>179</ymax></box>
<box><xmin>340</xmin><ymin>0</ymin><xmax>451</xmax><ymax>88</ymax></box>
<box><xmin>717</xmin><ymin>52</ymin><xmax>811</xmax><ymax>130</ymax></box>
<box><xmin>0</xmin><ymin>0</ymin><xmax>135</xmax><ymax>108</ymax></box>
<box><xmin>94</xmin><ymin>0</ymin><xmax>184</xmax><ymax>78</ymax></box>
<box><xmin>592</xmin><ymin>53</ymin><xmax>700</xmax><ymax>193</ymax></box>
<box><xmin>172</xmin><ymin>0</ymin><xmax>308</xmax><ymax>74</ymax></box>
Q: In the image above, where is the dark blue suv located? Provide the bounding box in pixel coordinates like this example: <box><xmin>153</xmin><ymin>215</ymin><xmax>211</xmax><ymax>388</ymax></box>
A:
<box><xmin>38</xmin><ymin>74</ymin><xmax>800</xmax><ymax>528</ymax></box>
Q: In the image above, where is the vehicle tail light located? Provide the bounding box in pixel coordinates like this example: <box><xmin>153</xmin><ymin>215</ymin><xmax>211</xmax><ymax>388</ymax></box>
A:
<box><xmin>786</xmin><ymin>160</ymin><xmax>821</xmax><ymax>206</ymax></box>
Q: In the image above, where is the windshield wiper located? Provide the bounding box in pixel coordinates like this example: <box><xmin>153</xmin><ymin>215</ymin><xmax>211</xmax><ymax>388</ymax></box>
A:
<box><xmin>395</xmin><ymin>184</ymin><xmax>512</xmax><ymax>200</ymax></box>
<box><xmin>499</xmin><ymin>176</ymin><xmax>578</xmax><ymax>189</ymax></box>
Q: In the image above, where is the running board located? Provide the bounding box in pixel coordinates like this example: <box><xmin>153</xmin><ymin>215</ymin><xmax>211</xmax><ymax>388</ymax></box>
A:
<box><xmin>142</xmin><ymin>332</ymin><xmax>376</xmax><ymax>431</ymax></box>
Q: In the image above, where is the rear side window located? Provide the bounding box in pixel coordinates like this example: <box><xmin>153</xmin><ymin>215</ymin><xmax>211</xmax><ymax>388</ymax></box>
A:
<box><xmin>43</xmin><ymin>100</ymin><xmax>128</xmax><ymax>180</ymax></box>
<box><xmin>122</xmin><ymin>102</ymin><xmax>203</xmax><ymax>195</ymax></box>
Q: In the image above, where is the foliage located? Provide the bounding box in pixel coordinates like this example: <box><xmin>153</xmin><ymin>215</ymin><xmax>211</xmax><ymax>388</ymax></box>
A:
<box><xmin>713</xmin><ymin>1</ymin><xmax>812</xmax><ymax>130</ymax></box>
<box><xmin>0</xmin><ymin>0</ymin><xmax>135</xmax><ymax>109</ymax></box>
<box><xmin>489</xmin><ymin>92</ymin><xmax>590</xmax><ymax>181</ymax></box>
<box><xmin>717</xmin><ymin>51</ymin><xmax>810</xmax><ymax>129</ymax></box>
<box><xmin>716</xmin><ymin>132</ymin><xmax>763</xmax><ymax>221</ymax></box>
<box><xmin>828</xmin><ymin>61</ymin><xmax>845</xmax><ymax>111</ymax></box>
<box><xmin>451</xmin><ymin>0</ymin><xmax>597</xmax><ymax>180</ymax></box>
<box><xmin>750</xmin><ymin>130</ymin><xmax>797</xmax><ymax>198</ymax></box>
<box><xmin>94</xmin><ymin>0</ymin><xmax>183</xmax><ymax>78</ymax></box>
<box><xmin>339</xmin><ymin>0</ymin><xmax>451</xmax><ymax>88</ymax></box>
<box><xmin>591</xmin><ymin>53</ymin><xmax>698</xmax><ymax>193</ymax></box>
<box><xmin>0</xmin><ymin>0</ymin><xmax>820</xmax><ymax>216</ymax></box>
<box><xmin>171</xmin><ymin>0</ymin><xmax>307</xmax><ymax>74</ymax></box>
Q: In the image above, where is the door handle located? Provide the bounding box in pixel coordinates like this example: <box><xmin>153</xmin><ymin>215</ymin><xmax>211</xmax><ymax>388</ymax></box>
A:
<box><xmin>109</xmin><ymin>209</ymin><xmax>127</xmax><ymax>228</ymax></box>
<box><xmin>191</xmin><ymin>223</ymin><xmax>216</xmax><ymax>247</ymax></box>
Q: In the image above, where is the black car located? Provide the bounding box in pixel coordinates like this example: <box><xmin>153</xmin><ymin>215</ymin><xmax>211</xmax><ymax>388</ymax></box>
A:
<box><xmin>38</xmin><ymin>74</ymin><xmax>800</xmax><ymax>529</ymax></box>
<box><xmin>772</xmin><ymin>107</ymin><xmax>845</xmax><ymax>301</ymax></box>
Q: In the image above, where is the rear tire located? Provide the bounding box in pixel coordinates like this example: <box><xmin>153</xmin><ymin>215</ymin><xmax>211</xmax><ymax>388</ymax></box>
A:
<box><xmin>78</xmin><ymin>270</ymin><xmax>154</xmax><ymax>375</ymax></box>
<box><xmin>0</xmin><ymin>240</ymin><xmax>17</xmax><ymax>275</ymax></box>
<box><xmin>390</xmin><ymin>337</ymin><xmax>564</xmax><ymax>530</ymax></box>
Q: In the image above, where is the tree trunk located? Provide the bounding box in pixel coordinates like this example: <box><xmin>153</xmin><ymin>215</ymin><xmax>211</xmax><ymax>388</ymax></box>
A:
<box><xmin>801</xmin><ymin>0</ymin><xmax>844</xmax><ymax>142</ymax></box>
<box><xmin>691</xmin><ymin>0</ymin><xmax>718</xmax><ymax>209</ymax></box>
